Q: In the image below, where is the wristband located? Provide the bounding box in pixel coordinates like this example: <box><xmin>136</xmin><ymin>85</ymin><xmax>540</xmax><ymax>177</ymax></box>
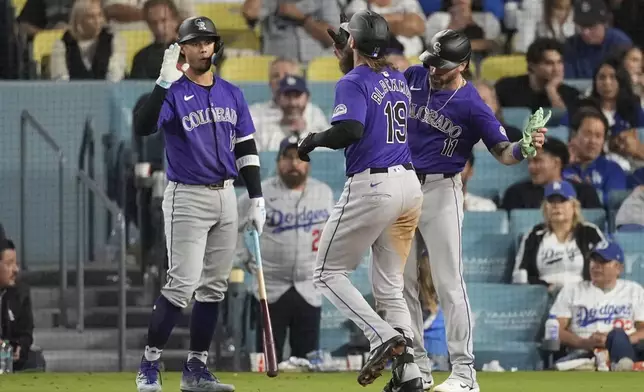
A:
<box><xmin>155</xmin><ymin>77</ymin><xmax>172</xmax><ymax>89</ymax></box>
<box><xmin>511</xmin><ymin>143</ymin><xmax>525</xmax><ymax>161</ymax></box>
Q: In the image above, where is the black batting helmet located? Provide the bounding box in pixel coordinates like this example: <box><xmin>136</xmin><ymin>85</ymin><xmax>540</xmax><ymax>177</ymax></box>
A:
<box><xmin>346</xmin><ymin>10</ymin><xmax>390</xmax><ymax>59</ymax></box>
<box><xmin>178</xmin><ymin>16</ymin><xmax>220</xmax><ymax>43</ymax></box>
<box><xmin>419</xmin><ymin>30</ymin><xmax>471</xmax><ymax>70</ymax></box>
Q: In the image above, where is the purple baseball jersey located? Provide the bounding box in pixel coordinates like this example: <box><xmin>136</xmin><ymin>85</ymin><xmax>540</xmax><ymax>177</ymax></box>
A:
<box><xmin>158</xmin><ymin>75</ymin><xmax>256</xmax><ymax>184</ymax></box>
<box><xmin>331</xmin><ymin>65</ymin><xmax>413</xmax><ymax>176</ymax></box>
<box><xmin>404</xmin><ymin>65</ymin><xmax>509</xmax><ymax>174</ymax></box>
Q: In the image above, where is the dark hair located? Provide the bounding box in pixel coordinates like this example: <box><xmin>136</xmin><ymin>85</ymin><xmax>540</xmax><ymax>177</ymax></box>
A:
<box><xmin>526</xmin><ymin>38</ymin><xmax>564</xmax><ymax>66</ymax></box>
<box><xmin>541</xmin><ymin>137</ymin><xmax>570</xmax><ymax>165</ymax></box>
<box><xmin>569</xmin><ymin>105</ymin><xmax>609</xmax><ymax>138</ymax></box>
<box><xmin>142</xmin><ymin>0</ymin><xmax>180</xmax><ymax>19</ymax></box>
<box><xmin>0</xmin><ymin>239</ymin><xmax>15</xmax><ymax>260</ymax></box>
<box><xmin>590</xmin><ymin>60</ymin><xmax>640</xmax><ymax>127</ymax></box>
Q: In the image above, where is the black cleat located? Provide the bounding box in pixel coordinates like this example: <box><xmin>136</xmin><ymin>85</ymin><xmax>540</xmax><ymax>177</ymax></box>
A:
<box><xmin>357</xmin><ymin>335</ymin><xmax>406</xmax><ymax>386</ymax></box>
<box><xmin>382</xmin><ymin>348</ymin><xmax>424</xmax><ymax>392</ymax></box>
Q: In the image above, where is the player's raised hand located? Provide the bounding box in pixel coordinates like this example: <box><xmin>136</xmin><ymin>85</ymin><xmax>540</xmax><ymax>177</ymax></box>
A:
<box><xmin>297</xmin><ymin>133</ymin><xmax>316</xmax><ymax>162</ymax></box>
<box><xmin>156</xmin><ymin>43</ymin><xmax>186</xmax><ymax>89</ymax></box>
<box><xmin>248</xmin><ymin>197</ymin><xmax>266</xmax><ymax>235</ymax></box>
<box><xmin>530</xmin><ymin>127</ymin><xmax>547</xmax><ymax>150</ymax></box>
<box><xmin>521</xmin><ymin>107</ymin><xmax>551</xmax><ymax>158</ymax></box>
<box><xmin>327</xmin><ymin>13</ymin><xmax>349</xmax><ymax>58</ymax></box>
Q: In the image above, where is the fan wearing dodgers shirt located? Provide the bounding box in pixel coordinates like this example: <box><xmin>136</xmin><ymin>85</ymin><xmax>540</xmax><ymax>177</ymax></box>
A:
<box><xmin>132</xmin><ymin>16</ymin><xmax>266</xmax><ymax>392</ymax></box>
<box><xmin>400</xmin><ymin>30</ymin><xmax>547</xmax><ymax>392</ymax></box>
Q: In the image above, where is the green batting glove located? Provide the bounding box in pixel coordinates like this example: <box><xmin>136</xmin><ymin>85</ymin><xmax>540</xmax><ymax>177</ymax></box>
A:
<box><xmin>521</xmin><ymin>107</ymin><xmax>551</xmax><ymax>158</ymax></box>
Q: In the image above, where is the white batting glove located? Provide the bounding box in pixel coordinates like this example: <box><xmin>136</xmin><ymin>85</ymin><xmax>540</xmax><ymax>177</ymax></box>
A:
<box><xmin>248</xmin><ymin>197</ymin><xmax>266</xmax><ymax>235</ymax></box>
<box><xmin>156</xmin><ymin>43</ymin><xmax>187</xmax><ymax>89</ymax></box>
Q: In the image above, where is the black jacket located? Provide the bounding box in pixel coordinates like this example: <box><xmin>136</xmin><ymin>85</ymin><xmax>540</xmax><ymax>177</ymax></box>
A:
<box><xmin>502</xmin><ymin>180</ymin><xmax>602</xmax><ymax>210</ymax></box>
<box><xmin>0</xmin><ymin>281</ymin><xmax>34</xmax><ymax>364</ymax></box>
<box><xmin>515</xmin><ymin>221</ymin><xmax>605</xmax><ymax>286</ymax></box>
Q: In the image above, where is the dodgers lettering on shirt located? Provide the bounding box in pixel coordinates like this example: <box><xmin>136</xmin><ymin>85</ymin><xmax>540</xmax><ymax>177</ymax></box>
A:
<box><xmin>404</xmin><ymin>65</ymin><xmax>509</xmax><ymax>174</ymax></box>
<box><xmin>330</xmin><ymin>65</ymin><xmax>413</xmax><ymax>175</ymax></box>
<box><xmin>158</xmin><ymin>75</ymin><xmax>256</xmax><ymax>185</ymax></box>
<box><xmin>574</xmin><ymin>304</ymin><xmax>634</xmax><ymax>328</ymax></box>
<box><xmin>562</xmin><ymin>155</ymin><xmax>627</xmax><ymax>204</ymax></box>
<box><xmin>266</xmin><ymin>206</ymin><xmax>331</xmax><ymax>234</ymax></box>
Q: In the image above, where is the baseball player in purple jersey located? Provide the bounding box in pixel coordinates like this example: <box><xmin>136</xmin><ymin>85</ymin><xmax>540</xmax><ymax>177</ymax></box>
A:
<box><xmin>297</xmin><ymin>10</ymin><xmax>425</xmax><ymax>392</ymax></box>
<box><xmin>132</xmin><ymin>16</ymin><xmax>266</xmax><ymax>392</ymax></box>
<box><xmin>398</xmin><ymin>30</ymin><xmax>547</xmax><ymax>392</ymax></box>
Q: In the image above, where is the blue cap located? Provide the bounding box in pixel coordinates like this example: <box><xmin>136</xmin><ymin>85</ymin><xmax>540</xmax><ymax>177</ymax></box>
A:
<box><xmin>278</xmin><ymin>75</ymin><xmax>309</xmax><ymax>95</ymax></box>
<box><xmin>278</xmin><ymin>133</ymin><xmax>303</xmax><ymax>157</ymax></box>
<box><xmin>544</xmin><ymin>180</ymin><xmax>577</xmax><ymax>200</ymax></box>
<box><xmin>590</xmin><ymin>240</ymin><xmax>625</xmax><ymax>264</ymax></box>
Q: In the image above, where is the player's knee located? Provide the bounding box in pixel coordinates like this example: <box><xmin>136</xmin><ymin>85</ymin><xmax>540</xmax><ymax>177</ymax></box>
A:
<box><xmin>161</xmin><ymin>287</ymin><xmax>192</xmax><ymax>309</ymax></box>
<box><xmin>194</xmin><ymin>279</ymin><xmax>228</xmax><ymax>302</ymax></box>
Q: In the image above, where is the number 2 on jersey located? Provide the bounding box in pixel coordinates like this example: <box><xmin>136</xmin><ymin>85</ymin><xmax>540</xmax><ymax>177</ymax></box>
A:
<box><xmin>312</xmin><ymin>229</ymin><xmax>321</xmax><ymax>252</ymax></box>
<box><xmin>384</xmin><ymin>101</ymin><xmax>407</xmax><ymax>144</ymax></box>
<box><xmin>441</xmin><ymin>138</ymin><xmax>459</xmax><ymax>157</ymax></box>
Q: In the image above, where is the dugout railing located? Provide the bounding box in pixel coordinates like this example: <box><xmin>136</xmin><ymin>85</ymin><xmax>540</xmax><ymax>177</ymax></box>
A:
<box><xmin>19</xmin><ymin>110</ymin><xmax>129</xmax><ymax>371</ymax></box>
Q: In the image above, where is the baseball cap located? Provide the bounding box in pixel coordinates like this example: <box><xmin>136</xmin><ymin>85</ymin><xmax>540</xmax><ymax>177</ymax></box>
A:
<box><xmin>545</xmin><ymin>180</ymin><xmax>577</xmax><ymax>200</ymax></box>
<box><xmin>277</xmin><ymin>134</ymin><xmax>302</xmax><ymax>158</ymax></box>
<box><xmin>278</xmin><ymin>75</ymin><xmax>309</xmax><ymax>95</ymax></box>
<box><xmin>574</xmin><ymin>0</ymin><xmax>609</xmax><ymax>27</ymax></box>
<box><xmin>590</xmin><ymin>240</ymin><xmax>625</xmax><ymax>264</ymax></box>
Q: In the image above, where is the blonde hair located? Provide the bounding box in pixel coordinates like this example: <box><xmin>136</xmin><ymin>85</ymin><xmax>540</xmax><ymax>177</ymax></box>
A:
<box><xmin>68</xmin><ymin>0</ymin><xmax>104</xmax><ymax>40</ymax></box>
<box><xmin>363</xmin><ymin>56</ymin><xmax>393</xmax><ymax>73</ymax></box>
<box><xmin>542</xmin><ymin>198</ymin><xmax>585</xmax><ymax>230</ymax></box>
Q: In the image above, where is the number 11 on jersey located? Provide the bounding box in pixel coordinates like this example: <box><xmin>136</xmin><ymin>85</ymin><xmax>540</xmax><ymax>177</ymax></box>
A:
<box><xmin>441</xmin><ymin>138</ymin><xmax>459</xmax><ymax>157</ymax></box>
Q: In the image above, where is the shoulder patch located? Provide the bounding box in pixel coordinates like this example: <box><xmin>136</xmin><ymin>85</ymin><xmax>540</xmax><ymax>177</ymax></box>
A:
<box><xmin>499</xmin><ymin>125</ymin><xmax>507</xmax><ymax>136</ymax></box>
<box><xmin>332</xmin><ymin>104</ymin><xmax>347</xmax><ymax>118</ymax></box>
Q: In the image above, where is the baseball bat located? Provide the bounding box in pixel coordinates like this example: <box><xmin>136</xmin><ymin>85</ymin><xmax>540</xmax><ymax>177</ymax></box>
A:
<box><xmin>248</xmin><ymin>228</ymin><xmax>279</xmax><ymax>378</ymax></box>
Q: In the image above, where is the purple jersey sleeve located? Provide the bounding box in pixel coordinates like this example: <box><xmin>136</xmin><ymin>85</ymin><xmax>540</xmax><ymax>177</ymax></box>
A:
<box><xmin>157</xmin><ymin>94</ymin><xmax>176</xmax><ymax>130</ymax></box>
<box><xmin>234</xmin><ymin>88</ymin><xmax>256</xmax><ymax>139</ymax></box>
<box><xmin>330</xmin><ymin>78</ymin><xmax>367</xmax><ymax>125</ymax></box>
<box><xmin>471</xmin><ymin>100</ymin><xmax>509</xmax><ymax>149</ymax></box>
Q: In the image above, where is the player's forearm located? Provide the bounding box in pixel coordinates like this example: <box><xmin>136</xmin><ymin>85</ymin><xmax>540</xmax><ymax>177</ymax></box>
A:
<box><xmin>133</xmin><ymin>85</ymin><xmax>167</xmax><ymax>136</ymax></box>
<box><xmin>235</xmin><ymin>137</ymin><xmax>263</xmax><ymax>198</ymax></box>
<box><xmin>629</xmin><ymin>324</ymin><xmax>644</xmax><ymax>344</ymax></box>
<box><xmin>310</xmin><ymin>120</ymin><xmax>364</xmax><ymax>150</ymax></box>
<box><xmin>559</xmin><ymin>329</ymin><xmax>591</xmax><ymax>350</ymax></box>
<box><xmin>491</xmin><ymin>141</ymin><xmax>523</xmax><ymax>165</ymax></box>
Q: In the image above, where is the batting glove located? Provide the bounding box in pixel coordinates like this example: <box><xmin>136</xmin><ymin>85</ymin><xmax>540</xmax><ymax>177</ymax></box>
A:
<box><xmin>156</xmin><ymin>43</ymin><xmax>187</xmax><ymax>89</ymax></box>
<box><xmin>520</xmin><ymin>107</ymin><xmax>551</xmax><ymax>158</ymax></box>
<box><xmin>297</xmin><ymin>133</ymin><xmax>316</xmax><ymax>162</ymax></box>
<box><xmin>248</xmin><ymin>197</ymin><xmax>266</xmax><ymax>235</ymax></box>
<box><xmin>327</xmin><ymin>13</ymin><xmax>349</xmax><ymax>53</ymax></box>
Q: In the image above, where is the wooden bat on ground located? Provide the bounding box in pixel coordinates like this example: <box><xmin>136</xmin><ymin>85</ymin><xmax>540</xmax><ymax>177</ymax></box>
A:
<box><xmin>247</xmin><ymin>228</ymin><xmax>278</xmax><ymax>377</ymax></box>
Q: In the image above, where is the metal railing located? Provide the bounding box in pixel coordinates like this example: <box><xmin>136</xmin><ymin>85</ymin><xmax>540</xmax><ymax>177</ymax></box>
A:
<box><xmin>19</xmin><ymin>111</ymin><xmax>128</xmax><ymax>371</ymax></box>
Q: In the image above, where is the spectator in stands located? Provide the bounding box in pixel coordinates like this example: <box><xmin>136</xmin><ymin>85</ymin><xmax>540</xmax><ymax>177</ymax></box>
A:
<box><xmin>237</xmin><ymin>135</ymin><xmax>334</xmax><ymax>363</ymax></box>
<box><xmin>616</xmin><ymin>46</ymin><xmax>644</xmax><ymax>105</ymax></box>
<box><xmin>472</xmin><ymin>81</ymin><xmax>522</xmax><ymax>142</ymax></box>
<box><xmin>564</xmin><ymin>107</ymin><xmax>627</xmax><ymax>203</ymax></box>
<box><xmin>419</xmin><ymin>0</ymin><xmax>504</xmax><ymax>20</ymax></box>
<box><xmin>563</xmin><ymin>0</ymin><xmax>631</xmax><ymax>79</ymax></box>
<box><xmin>495</xmin><ymin>38</ymin><xmax>580</xmax><ymax>113</ymax></box>
<box><xmin>49</xmin><ymin>0</ymin><xmax>126</xmax><ymax>81</ymax></box>
<box><xmin>502</xmin><ymin>138</ymin><xmax>601</xmax><ymax>210</ymax></box>
<box><xmin>129</xmin><ymin>0</ymin><xmax>180</xmax><ymax>79</ymax></box>
<box><xmin>608</xmin><ymin>0</ymin><xmax>644</xmax><ymax>50</ymax></box>
<box><xmin>17</xmin><ymin>0</ymin><xmax>74</xmax><ymax>39</ymax></box>
<box><xmin>513</xmin><ymin>180</ymin><xmax>605</xmax><ymax>293</ymax></box>
<box><xmin>345</xmin><ymin>0</ymin><xmax>426</xmax><ymax>57</ymax></box>
<box><xmin>615</xmin><ymin>185</ymin><xmax>644</xmax><ymax>231</ymax></box>
<box><xmin>425</xmin><ymin>0</ymin><xmax>500</xmax><ymax>55</ymax></box>
<box><xmin>550</xmin><ymin>240</ymin><xmax>644</xmax><ymax>370</ymax></box>
<box><xmin>249</xmin><ymin>58</ymin><xmax>329</xmax><ymax>151</ymax></box>
<box><xmin>0</xmin><ymin>239</ymin><xmax>39</xmax><ymax>372</ymax></box>
<box><xmin>385</xmin><ymin>36</ymin><xmax>410</xmax><ymax>72</ymax></box>
<box><xmin>513</xmin><ymin>0</ymin><xmax>576</xmax><ymax>54</ymax></box>
<box><xmin>242</xmin><ymin>0</ymin><xmax>340</xmax><ymax>64</ymax></box>
<box><xmin>461</xmin><ymin>155</ymin><xmax>498</xmax><ymax>211</ymax></box>
<box><xmin>104</xmin><ymin>0</ymin><xmax>194</xmax><ymax>31</ymax></box>
<box><xmin>606</xmin><ymin>124</ymin><xmax>644</xmax><ymax>173</ymax></box>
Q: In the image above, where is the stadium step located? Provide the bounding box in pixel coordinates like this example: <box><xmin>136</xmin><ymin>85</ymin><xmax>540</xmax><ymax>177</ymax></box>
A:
<box><xmin>33</xmin><ymin>328</ymin><xmax>191</xmax><ymax>351</ymax></box>
<box><xmin>30</xmin><ymin>286</ymin><xmax>144</xmax><ymax>308</ymax></box>
<box><xmin>22</xmin><ymin>263</ymin><xmax>144</xmax><ymax>287</ymax></box>
<box><xmin>33</xmin><ymin>306</ymin><xmax>191</xmax><ymax>329</ymax></box>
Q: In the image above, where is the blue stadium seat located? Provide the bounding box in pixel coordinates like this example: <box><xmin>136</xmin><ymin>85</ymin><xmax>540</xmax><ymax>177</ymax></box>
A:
<box><xmin>607</xmin><ymin>190</ymin><xmax>631</xmax><ymax>211</ymax></box>
<box><xmin>468</xmin><ymin>283</ymin><xmax>549</xmax><ymax>370</ymax></box>
<box><xmin>510</xmin><ymin>208</ymin><xmax>606</xmax><ymax>237</ymax></box>
<box><xmin>463</xmin><ymin>211</ymin><xmax>508</xmax><ymax>235</ymax></box>
<box><xmin>546</xmin><ymin>125</ymin><xmax>569</xmax><ymax>142</ymax></box>
<box><xmin>639</xmin><ymin>128</ymin><xmax>644</xmax><ymax>141</ymax></box>
<box><xmin>564</xmin><ymin>79</ymin><xmax>592</xmax><ymax>91</ymax></box>
<box><xmin>462</xmin><ymin>233</ymin><xmax>513</xmax><ymax>283</ymax></box>
<box><xmin>614</xmin><ymin>232</ymin><xmax>644</xmax><ymax>285</ymax></box>
<box><xmin>501</xmin><ymin>107</ymin><xmax>530</xmax><ymax>130</ymax></box>
<box><xmin>467</xmin><ymin>150</ymin><xmax>529</xmax><ymax>196</ymax></box>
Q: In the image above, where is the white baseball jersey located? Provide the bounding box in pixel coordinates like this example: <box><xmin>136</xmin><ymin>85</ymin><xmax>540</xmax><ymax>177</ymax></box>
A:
<box><xmin>237</xmin><ymin>176</ymin><xmax>334</xmax><ymax>307</ymax></box>
<box><xmin>550</xmin><ymin>279</ymin><xmax>644</xmax><ymax>338</ymax></box>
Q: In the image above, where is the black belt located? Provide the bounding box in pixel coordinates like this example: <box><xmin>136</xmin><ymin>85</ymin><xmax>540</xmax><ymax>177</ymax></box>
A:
<box><xmin>204</xmin><ymin>179</ymin><xmax>232</xmax><ymax>190</ymax></box>
<box><xmin>349</xmin><ymin>162</ymin><xmax>414</xmax><ymax>177</ymax></box>
<box><xmin>417</xmin><ymin>172</ymin><xmax>457</xmax><ymax>185</ymax></box>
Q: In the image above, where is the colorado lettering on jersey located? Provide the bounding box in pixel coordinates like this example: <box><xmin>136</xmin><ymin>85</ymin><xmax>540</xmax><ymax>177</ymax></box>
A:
<box><xmin>574</xmin><ymin>304</ymin><xmax>634</xmax><ymax>327</ymax></box>
<box><xmin>181</xmin><ymin>107</ymin><xmax>238</xmax><ymax>132</ymax></box>
<box><xmin>409</xmin><ymin>103</ymin><xmax>463</xmax><ymax>138</ymax></box>
<box><xmin>266</xmin><ymin>207</ymin><xmax>330</xmax><ymax>234</ymax></box>
<box><xmin>371</xmin><ymin>77</ymin><xmax>411</xmax><ymax>105</ymax></box>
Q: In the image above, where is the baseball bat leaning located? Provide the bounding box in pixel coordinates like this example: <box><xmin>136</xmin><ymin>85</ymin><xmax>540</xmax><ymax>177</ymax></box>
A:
<box><xmin>248</xmin><ymin>228</ymin><xmax>279</xmax><ymax>377</ymax></box>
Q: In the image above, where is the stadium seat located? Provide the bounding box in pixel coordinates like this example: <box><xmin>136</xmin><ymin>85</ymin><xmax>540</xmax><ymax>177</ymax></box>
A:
<box><xmin>307</xmin><ymin>57</ymin><xmax>344</xmax><ymax>82</ymax></box>
<box><xmin>467</xmin><ymin>150</ymin><xmax>529</xmax><ymax>196</ymax></box>
<box><xmin>510</xmin><ymin>208</ymin><xmax>606</xmax><ymax>236</ymax></box>
<box><xmin>12</xmin><ymin>0</ymin><xmax>26</xmax><ymax>14</ymax></box>
<box><xmin>607</xmin><ymin>189</ymin><xmax>630</xmax><ymax>211</ymax></box>
<box><xmin>546</xmin><ymin>125</ymin><xmax>569</xmax><ymax>142</ymax></box>
<box><xmin>501</xmin><ymin>107</ymin><xmax>530</xmax><ymax>129</ymax></box>
<box><xmin>32</xmin><ymin>29</ymin><xmax>64</xmax><ymax>75</ymax></box>
<box><xmin>462</xmin><ymin>233</ymin><xmax>513</xmax><ymax>283</ymax></box>
<box><xmin>119</xmin><ymin>30</ymin><xmax>153</xmax><ymax>73</ymax></box>
<box><xmin>407</xmin><ymin>56</ymin><xmax>421</xmax><ymax>66</ymax></box>
<box><xmin>220</xmin><ymin>55</ymin><xmax>275</xmax><ymax>82</ymax></box>
<box><xmin>463</xmin><ymin>211</ymin><xmax>508</xmax><ymax>235</ymax></box>
<box><xmin>564</xmin><ymin>79</ymin><xmax>592</xmax><ymax>91</ymax></box>
<box><xmin>469</xmin><ymin>283</ymin><xmax>549</xmax><ymax>370</ymax></box>
<box><xmin>479</xmin><ymin>55</ymin><xmax>527</xmax><ymax>82</ymax></box>
<box><xmin>195</xmin><ymin>3</ymin><xmax>249</xmax><ymax>32</ymax></box>
<box><xmin>614</xmin><ymin>232</ymin><xmax>644</xmax><ymax>285</ymax></box>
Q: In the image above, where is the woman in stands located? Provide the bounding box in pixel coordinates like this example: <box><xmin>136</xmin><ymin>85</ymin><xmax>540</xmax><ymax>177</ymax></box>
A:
<box><xmin>49</xmin><ymin>0</ymin><xmax>126</xmax><ymax>81</ymax></box>
<box><xmin>513</xmin><ymin>180</ymin><xmax>605</xmax><ymax>294</ymax></box>
<box><xmin>616</xmin><ymin>46</ymin><xmax>643</xmax><ymax>106</ymax></box>
<box><xmin>513</xmin><ymin>0</ymin><xmax>575</xmax><ymax>53</ymax></box>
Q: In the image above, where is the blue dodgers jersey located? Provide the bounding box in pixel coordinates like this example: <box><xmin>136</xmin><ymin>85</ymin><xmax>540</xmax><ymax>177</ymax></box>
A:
<box><xmin>330</xmin><ymin>65</ymin><xmax>413</xmax><ymax>176</ymax></box>
<box><xmin>563</xmin><ymin>155</ymin><xmax>627</xmax><ymax>203</ymax></box>
<box><xmin>404</xmin><ymin>65</ymin><xmax>509</xmax><ymax>174</ymax></box>
<box><xmin>158</xmin><ymin>75</ymin><xmax>256</xmax><ymax>185</ymax></box>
